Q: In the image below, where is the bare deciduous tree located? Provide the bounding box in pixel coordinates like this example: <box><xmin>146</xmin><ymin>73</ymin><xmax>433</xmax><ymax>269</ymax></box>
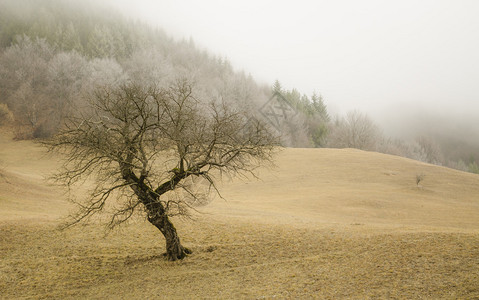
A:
<box><xmin>46</xmin><ymin>80</ymin><xmax>278</xmax><ymax>260</ymax></box>
<box><xmin>414</xmin><ymin>136</ymin><xmax>444</xmax><ymax>165</ymax></box>
<box><xmin>327</xmin><ymin>110</ymin><xmax>380</xmax><ymax>151</ymax></box>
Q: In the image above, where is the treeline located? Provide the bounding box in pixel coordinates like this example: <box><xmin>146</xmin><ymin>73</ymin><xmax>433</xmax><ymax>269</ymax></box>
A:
<box><xmin>0</xmin><ymin>0</ymin><xmax>269</xmax><ymax>139</ymax></box>
<box><xmin>0</xmin><ymin>0</ymin><xmax>159</xmax><ymax>58</ymax></box>
<box><xmin>272</xmin><ymin>80</ymin><xmax>479</xmax><ymax>174</ymax></box>
<box><xmin>0</xmin><ymin>0</ymin><xmax>477</xmax><ymax>174</ymax></box>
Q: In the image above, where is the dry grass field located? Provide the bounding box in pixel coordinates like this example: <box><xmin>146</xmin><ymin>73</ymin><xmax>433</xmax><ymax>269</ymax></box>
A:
<box><xmin>1</xmin><ymin>130</ymin><xmax>479</xmax><ymax>299</ymax></box>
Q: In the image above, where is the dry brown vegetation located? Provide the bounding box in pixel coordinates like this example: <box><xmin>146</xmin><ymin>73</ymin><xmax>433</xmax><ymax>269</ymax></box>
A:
<box><xmin>1</xmin><ymin>130</ymin><xmax>479</xmax><ymax>299</ymax></box>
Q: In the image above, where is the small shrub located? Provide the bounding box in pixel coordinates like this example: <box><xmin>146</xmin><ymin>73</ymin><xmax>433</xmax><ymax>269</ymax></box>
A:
<box><xmin>416</xmin><ymin>174</ymin><xmax>425</xmax><ymax>187</ymax></box>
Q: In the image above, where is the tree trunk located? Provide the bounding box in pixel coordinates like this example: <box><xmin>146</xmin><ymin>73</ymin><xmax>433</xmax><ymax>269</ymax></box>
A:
<box><xmin>147</xmin><ymin>213</ymin><xmax>191</xmax><ymax>261</ymax></box>
<box><xmin>122</xmin><ymin>171</ymin><xmax>191</xmax><ymax>261</ymax></box>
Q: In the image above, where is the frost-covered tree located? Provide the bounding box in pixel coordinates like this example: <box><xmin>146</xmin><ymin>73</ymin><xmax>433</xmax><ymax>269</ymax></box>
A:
<box><xmin>327</xmin><ymin>110</ymin><xmax>380</xmax><ymax>151</ymax></box>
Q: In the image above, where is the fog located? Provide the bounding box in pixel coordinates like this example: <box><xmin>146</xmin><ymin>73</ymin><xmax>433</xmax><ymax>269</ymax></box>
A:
<box><xmin>109</xmin><ymin>0</ymin><xmax>479</xmax><ymax>141</ymax></box>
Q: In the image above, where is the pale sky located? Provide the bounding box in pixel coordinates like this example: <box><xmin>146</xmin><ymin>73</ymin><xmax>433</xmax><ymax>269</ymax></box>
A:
<box><xmin>109</xmin><ymin>0</ymin><xmax>479</xmax><ymax>137</ymax></box>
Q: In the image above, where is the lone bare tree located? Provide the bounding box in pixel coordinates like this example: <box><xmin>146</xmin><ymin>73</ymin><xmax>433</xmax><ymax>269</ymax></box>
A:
<box><xmin>47</xmin><ymin>80</ymin><xmax>278</xmax><ymax>260</ymax></box>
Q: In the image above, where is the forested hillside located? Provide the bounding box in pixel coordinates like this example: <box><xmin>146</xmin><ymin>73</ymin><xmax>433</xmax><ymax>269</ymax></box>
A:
<box><xmin>0</xmin><ymin>0</ymin><xmax>280</xmax><ymax>139</ymax></box>
<box><xmin>0</xmin><ymin>0</ymin><xmax>477</xmax><ymax>173</ymax></box>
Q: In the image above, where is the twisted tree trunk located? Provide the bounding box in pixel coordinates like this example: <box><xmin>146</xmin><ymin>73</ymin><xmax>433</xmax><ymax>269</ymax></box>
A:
<box><xmin>123</xmin><ymin>169</ymin><xmax>191</xmax><ymax>261</ymax></box>
<box><xmin>147</xmin><ymin>212</ymin><xmax>191</xmax><ymax>261</ymax></box>
<box><xmin>141</xmin><ymin>195</ymin><xmax>191</xmax><ymax>261</ymax></box>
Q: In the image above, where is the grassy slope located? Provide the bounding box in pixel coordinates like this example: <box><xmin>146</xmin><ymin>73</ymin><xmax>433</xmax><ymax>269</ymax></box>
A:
<box><xmin>0</xmin><ymin>131</ymin><xmax>68</xmax><ymax>221</ymax></box>
<box><xmin>211</xmin><ymin>147</ymin><xmax>479</xmax><ymax>231</ymax></box>
<box><xmin>1</xmin><ymin>131</ymin><xmax>478</xmax><ymax>299</ymax></box>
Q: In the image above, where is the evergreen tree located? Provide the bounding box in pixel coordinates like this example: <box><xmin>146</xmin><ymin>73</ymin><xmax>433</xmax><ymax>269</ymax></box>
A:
<box><xmin>87</xmin><ymin>25</ymin><xmax>115</xmax><ymax>58</ymax></box>
<box><xmin>272</xmin><ymin>79</ymin><xmax>283</xmax><ymax>93</ymax></box>
<box><xmin>311</xmin><ymin>92</ymin><xmax>329</xmax><ymax>122</ymax></box>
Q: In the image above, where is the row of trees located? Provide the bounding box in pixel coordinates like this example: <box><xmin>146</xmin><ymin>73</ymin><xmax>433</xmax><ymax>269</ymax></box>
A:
<box><xmin>0</xmin><ymin>0</ymin><xmax>161</xmax><ymax>58</ymax></box>
<box><xmin>0</xmin><ymin>35</ymin><xmax>126</xmax><ymax>138</ymax></box>
<box><xmin>271</xmin><ymin>80</ymin><xmax>330</xmax><ymax>147</ymax></box>
<box><xmin>0</xmin><ymin>0</ymin><xmax>270</xmax><ymax>140</ymax></box>
<box><xmin>0</xmin><ymin>0</ymin><xmax>476</xmax><ymax>173</ymax></box>
<box><xmin>272</xmin><ymin>79</ymin><xmax>478</xmax><ymax>174</ymax></box>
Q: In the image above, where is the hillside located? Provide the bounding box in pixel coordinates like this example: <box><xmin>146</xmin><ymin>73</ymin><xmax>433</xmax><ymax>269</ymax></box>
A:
<box><xmin>0</xmin><ymin>131</ymin><xmax>68</xmax><ymax>221</ymax></box>
<box><xmin>1</xmin><ymin>131</ymin><xmax>479</xmax><ymax>298</ymax></box>
<box><xmin>211</xmin><ymin>147</ymin><xmax>479</xmax><ymax>231</ymax></box>
<box><xmin>3</xmin><ymin>131</ymin><xmax>478</xmax><ymax>229</ymax></box>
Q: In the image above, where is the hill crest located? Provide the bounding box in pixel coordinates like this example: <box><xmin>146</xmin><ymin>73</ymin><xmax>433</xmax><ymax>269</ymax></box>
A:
<box><xmin>1</xmin><ymin>132</ymin><xmax>478</xmax><ymax>231</ymax></box>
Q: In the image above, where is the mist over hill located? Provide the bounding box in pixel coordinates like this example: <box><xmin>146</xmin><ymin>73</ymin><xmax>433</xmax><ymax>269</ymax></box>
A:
<box><xmin>0</xmin><ymin>0</ymin><xmax>333</xmax><ymax>147</ymax></box>
<box><xmin>0</xmin><ymin>0</ymin><xmax>264</xmax><ymax>134</ymax></box>
<box><xmin>0</xmin><ymin>0</ymin><xmax>477</xmax><ymax>174</ymax></box>
<box><xmin>376</xmin><ymin>106</ymin><xmax>479</xmax><ymax>166</ymax></box>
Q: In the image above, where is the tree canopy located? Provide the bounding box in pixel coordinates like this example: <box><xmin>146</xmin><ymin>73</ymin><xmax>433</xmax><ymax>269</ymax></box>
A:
<box><xmin>47</xmin><ymin>80</ymin><xmax>278</xmax><ymax>260</ymax></box>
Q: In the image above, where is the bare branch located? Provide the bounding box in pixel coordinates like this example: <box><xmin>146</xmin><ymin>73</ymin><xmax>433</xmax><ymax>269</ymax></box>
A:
<box><xmin>46</xmin><ymin>80</ymin><xmax>278</xmax><ymax>231</ymax></box>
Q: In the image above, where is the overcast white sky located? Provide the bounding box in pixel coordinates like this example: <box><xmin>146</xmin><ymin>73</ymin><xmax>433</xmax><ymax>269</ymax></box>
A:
<box><xmin>109</xmin><ymin>0</ymin><xmax>479</xmax><ymax>136</ymax></box>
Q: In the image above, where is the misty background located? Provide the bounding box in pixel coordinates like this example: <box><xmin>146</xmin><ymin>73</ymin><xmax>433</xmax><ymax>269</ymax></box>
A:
<box><xmin>0</xmin><ymin>0</ymin><xmax>478</xmax><ymax>172</ymax></box>
<box><xmin>109</xmin><ymin>0</ymin><xmax>479</xmax><ymax>140</ymax></box>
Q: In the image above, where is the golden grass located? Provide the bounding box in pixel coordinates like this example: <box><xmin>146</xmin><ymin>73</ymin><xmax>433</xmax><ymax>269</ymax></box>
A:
<box><xmin>1</xmin><ymin>131</ymin><xmax>479</xmax><ymax>299</ymax></box>
<box><xmin>1</xmin><ymin>219</ymin><xmax>478</xmax><ymax>299</ymax></box>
